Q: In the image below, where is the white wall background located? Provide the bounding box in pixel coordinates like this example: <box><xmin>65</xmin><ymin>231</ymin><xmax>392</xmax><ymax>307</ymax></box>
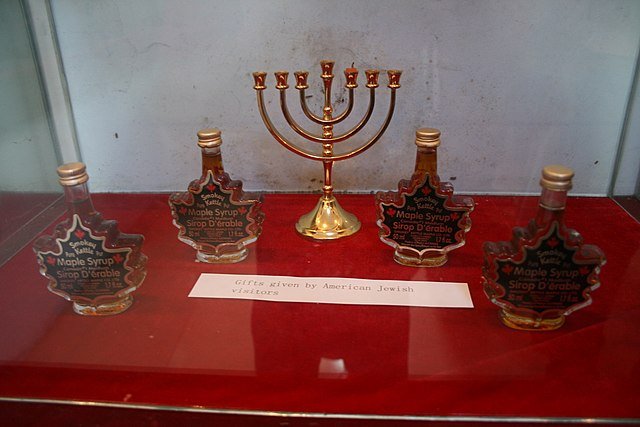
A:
<box><xmin>51</xmin><ymin>0</ymin><xmax>640</xmax><ymax>195</ymax></box>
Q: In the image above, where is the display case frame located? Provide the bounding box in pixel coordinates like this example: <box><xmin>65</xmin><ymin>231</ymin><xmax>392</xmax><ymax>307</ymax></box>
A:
<box><xmin>1</xmin><ymin>1</ymin><xmax>639</xmax><ymax>424</ymax></box>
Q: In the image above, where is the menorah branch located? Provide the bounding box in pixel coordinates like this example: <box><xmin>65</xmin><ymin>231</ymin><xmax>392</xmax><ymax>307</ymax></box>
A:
<box><xmin>298</xmin><ymin>88</ymin><xmax>355</xmax><ymax>125</ymax></box>
<box><xmin>280</xmin><ymin>88</ymin><xmax>375</xmax><ymax>144</ymax></box>
<box><xmin>254</xmin><ymin>89</ymin><xmax>324</xmax><ymax>161</ymax></box>
<box><xmin>330</xmin><ymin>87</ymin><xmax>397</xmax><ymax>162</ymax></box>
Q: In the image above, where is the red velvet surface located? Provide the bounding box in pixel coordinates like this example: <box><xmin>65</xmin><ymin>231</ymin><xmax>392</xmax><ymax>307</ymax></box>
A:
<box><xmin>0</xmin><ymin>194</ymin><xmax>639</xmax><ymax>421</ymax></box>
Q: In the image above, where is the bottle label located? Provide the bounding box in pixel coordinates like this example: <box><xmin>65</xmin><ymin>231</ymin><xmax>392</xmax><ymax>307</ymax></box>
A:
<box><xmin>378</xmin><ymin>174</ymin><xmax>471</xmax><ymax>253</ymax></box>
<box><xmin>169</xmin><ymin>171</ymin><xmax>259</xmax><ymax>251</ymax></box>
<box><xmin>35</xmin><ymin>215</ymin><xmax>133</xmax><ymax>302</ymax></box>
<box><xmin>489</xmin><ymin>222</ymin><xmax>599</xmax><ymax>314</ymax></box>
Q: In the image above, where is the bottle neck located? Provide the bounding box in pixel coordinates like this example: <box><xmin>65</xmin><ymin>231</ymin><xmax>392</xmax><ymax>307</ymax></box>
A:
<box><xmin>535</xmin><ymin>188</ymin><xmax>567</xmax><ymax>225</ymax></box>
<box><xmin>414</xmin><ymin>147</ymin><xmax>437</xmax><ymax>179</ymax></box>
<box><xmin>63</xmin><ymin>182</ymin><xmax>96</xmax><ymax>218</ymax></box>
<box><xmin>201</xmin><ymin>146</ymin><xmax>224</xmax><ymax>176</ymax></box>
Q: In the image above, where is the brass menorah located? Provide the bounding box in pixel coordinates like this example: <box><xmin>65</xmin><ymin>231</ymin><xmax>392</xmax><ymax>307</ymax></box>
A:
<box><xmin>253</xmin><ymin>60</ymin><xmax>401</xmax><ymax>240</ymax></box>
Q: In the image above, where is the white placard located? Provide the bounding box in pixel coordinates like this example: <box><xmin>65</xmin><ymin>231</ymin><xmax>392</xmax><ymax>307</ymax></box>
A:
<box><xmin>189</xmin><ymin>273</ymin><xmax>473</xmax><ymax>308</ymax></box>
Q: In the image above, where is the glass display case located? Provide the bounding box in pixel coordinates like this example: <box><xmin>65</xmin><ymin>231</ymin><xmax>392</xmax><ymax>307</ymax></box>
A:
<box><xmin>1</xmin><ymin>1</ymin><xmax>639</xmax><ymax>425</ymax></box>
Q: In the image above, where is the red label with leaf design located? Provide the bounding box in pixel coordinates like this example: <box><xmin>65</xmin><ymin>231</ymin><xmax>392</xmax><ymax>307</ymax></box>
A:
<box><xmin>35</xmin><ymin>215</ymin><xmax>133</xmax><ymax>302</ymax></box>
<box><xmin>489</xmin><ymin>222</ymin><xmax>599</xmax><ymax>314</ymax></box>
<box><xmin>377</xmin><ymin>174</ymin><xmax>471</xmax><ymax>252</ymax></box>
<box><xmin>169</xmin><ymin>171</ymin><xmax>261</xmax><ymax>252</ymax></box>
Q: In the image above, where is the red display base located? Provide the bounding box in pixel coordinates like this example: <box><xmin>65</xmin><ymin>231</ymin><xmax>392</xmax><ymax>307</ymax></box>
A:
<box><xmin>0</xmin><ymin>194</ymin><xmax>638</xmax><ymax>424</ymax></box>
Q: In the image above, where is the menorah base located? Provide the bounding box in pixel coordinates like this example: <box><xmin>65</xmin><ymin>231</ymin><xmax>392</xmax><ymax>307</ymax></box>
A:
<box><xmin>295</xmin><ymin>195</ymin><xmax>361</xmax><ymax>240</ymax></box>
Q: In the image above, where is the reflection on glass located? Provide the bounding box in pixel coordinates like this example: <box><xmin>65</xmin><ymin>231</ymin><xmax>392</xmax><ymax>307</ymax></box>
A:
<box><xmin>252</xmin><ymin>302</ymin><xmax>410</xmax><ymax>381</ymax></box>
<box><xmin>0</xmin><ymin>0</ymin><xmax>62</xmax><ymax>264</ymax></box>
<box><xmin>611</xmin><ymin>57</ymin><xmax>640</xmax><ymax>221</ymax></box>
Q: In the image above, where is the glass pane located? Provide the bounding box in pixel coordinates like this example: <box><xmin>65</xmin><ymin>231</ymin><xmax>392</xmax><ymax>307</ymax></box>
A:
<box><xmin>612</xmin><ymin>55</ymin><xmax>640</xmax><ymax>220</ymax></box>
<box><xmin>0</xmin><ymin>0</ymin><xmax>62</xmax><ymax>264</ymax></box>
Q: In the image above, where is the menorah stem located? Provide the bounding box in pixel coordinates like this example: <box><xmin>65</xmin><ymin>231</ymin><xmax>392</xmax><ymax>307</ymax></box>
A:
<box><xmin>321</xmin><ymin>60</ymin><xmax>334</xmax><ymax>122</ymax></box>
<box><xmin>323</xmin><ymin>87</ymin><xmax>332</xmax><ymax>121</ymax></box>
<box><xmin>322</xmin><ymin>143</ymin><xmax>334</xmax><ymax>198</ymax></box>
<box><xmin>322</xmin><ymin>96</ymin><xmax>334</xmax><ymax>197</ymax></box>
<box><xmin>298</xmin><ymin>139</ymin><xmax>360</xmax><ymax>239</ymax></box>
<box><xmin>321</xmin><ymin>66</ymin><xmax>335</xmax><ymax>196</ymax></box>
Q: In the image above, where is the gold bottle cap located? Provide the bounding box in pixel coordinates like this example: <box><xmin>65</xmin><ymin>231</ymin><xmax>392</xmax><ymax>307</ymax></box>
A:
<box><xmin>57</xmin><ymin>162</ymin><xmax>89</xmax><ymax>186</ymax></box>
<box><xmin>540</xmin><ymin>164</ymin><xmax>574</xmax><ymax>191</ymax></box>
<box><xmin>197</xmin><ymin>128</ymin><xmax>222</xmax><ymax>149</ymax></box>
<box><xmin>415</xmin><ymin>128</ymin><xmax>441</xmax><ymax>148</ymax></box>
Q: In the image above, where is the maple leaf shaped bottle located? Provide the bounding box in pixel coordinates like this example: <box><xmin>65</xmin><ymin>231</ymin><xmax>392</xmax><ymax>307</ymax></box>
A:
<box><xmin>375</xmin><ymin>128</ymin><xmax>474</xmax><ymax>267</ymax></box>
<box><xmin>482</xmin><ymin>165</ymin><xmax>606</xmax><ymax>330</ymax></box>
<box><xmin>33</xmin><ymin>163</ymin><xmax>147</xmax><ymax>315</ymax></box>
<box><xmin>169</xmin><ymin>128</ymin><xmax>264</xmax><ymax>263</ymax></box>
